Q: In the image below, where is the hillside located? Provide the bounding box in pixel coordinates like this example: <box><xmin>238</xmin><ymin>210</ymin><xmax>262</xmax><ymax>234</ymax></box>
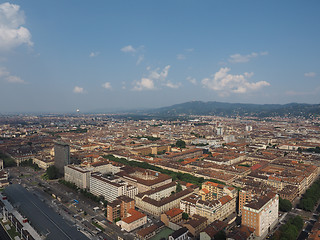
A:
<box><xmin>148</xmin><ymin>101</ymin><xmax>320</xmax><ymax>118</ymax></box>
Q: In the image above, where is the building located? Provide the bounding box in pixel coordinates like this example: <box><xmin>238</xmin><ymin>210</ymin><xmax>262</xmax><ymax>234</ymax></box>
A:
<box><xmin>0</xmin><ymin>170</ymin><xmax>9</xmax><ymax>188</ymax></box>
<box><xmin>180</xmin><ymin>194</ymin><xmax>236</xmax><ymax>224</ymax></box>
<box><xmin>161</xmin><ymin>208</ymin><xmax>183</xmax><ymax>230</ymax></box>
<box><xmin>32</xmin><ymin>157</ymin><xmax>54</xmax><ymax>170</ymax></box>
<box><xmin>90</xmin><ymin>173</ymin><xmax>138</xmax><ymax>202</ymax></box>
<box><xmin>117</xmin><ymin>166</ymin><xmax>172</xmax><ymax>193</ymax></box>
<box><xmin>64</xmin><ymin>165</ymin><xmax>91</xmax><ymax>189</ymax></box>
<box><xmin>199</xmin><ymin>181</ymin><xmax>230</xmax><ymax>201</ymax></box>
<box><xmin>135</xmin><ymin>188</ymin><xmax>194</xmax><ymax>217</ymax></box>
<box><xmin>161</xmin><ymin>208</ymin><xmax>183</xmax><ymax>225</ymax></box>
<box><xmin>89</xmin><ymin>161</ymin><xmax>121</xmax><ymax>174</ymax></box>
<box><xmin>163</xmin><ymin>148</ymin><xmax>203</xmax><ymax>162</ymax></box>
<box><xmin>199</xmin><ymin>220</ymin><xmax>228</xmax><ymax>240</ymax></box>
<box><xmin>136</xmin><ymin>222</ymin><xmax>165</xmax><ymax>240</ymax></box>
<box><xmin>242</xmin><ymin>193</ymin><xmax>279</xmax><ymax>238</ymax></box>
<box><xmin>278</xmin><ymin>184</ymin><xmax>299</xmax><ymax>203</ymax></box>
<box><xmin>116</xmin><ymin>209</ymin><xmax>147</xmax><ymax>232</ymax></box>
<box><xmin>106</xmin><ymin>195</ymin><xmax>135</xmax><ymax>222</ymax></box>
<box><xmin>183</xmin><ymin>214</ymin><xmax>208</xmax><ymax>237</ymax></box>
<box><xmin>54</xmin><ymin>141</ymin><xmax>70</xmax><ymax>174</ymax></box>
<box><xmin>168</xmin><ymin>227</ymin><xmax>190</xmax><ymax>240</ymax></box>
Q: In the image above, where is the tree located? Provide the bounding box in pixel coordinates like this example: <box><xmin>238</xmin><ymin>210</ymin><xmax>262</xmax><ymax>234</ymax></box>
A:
<box><xmin>176</xmin><ymin>139</ymin><xmax>186</xmax><ymax>148</ymax></box>
<box><xmin>46</xmin><ymin>166</ymin><xmax>60</xmax><ymax>180</ymax></box>
<box><xmin>292</xmin><ymin>216</ymin><xmax>303</xmax><ymax>230</ymax></box>
<box><xmin>282</xmin><ymin>224</ymin><xmax>298</xmax><ymax>240</ymax></box>
<box><xmin>182</xmin><ymin>212</ymin><xmax>189</xmax><ymax>220</ymax></box>
<box><xmin>279</xmin><ymin>198</ymin><xmax>292</xmax><ymax>212</ymax></box>
<box><xmin>99</xmin><ymin>195</ymin><xmax>105</xmax><ymax>202</ymax></box>
<box><xmin>176</xmin><ymin>182</ymin><xmax>182</xmax><ymax>193</ymax></box>
<box><xmin>214</xmin><ymin>230</ymin><xmax>226</xmax><ymax>240</ymax></box>
<box><xmin>299</xmin><ymin>198</ymin><xmax>314</xmax><ymax>211</ymax></box>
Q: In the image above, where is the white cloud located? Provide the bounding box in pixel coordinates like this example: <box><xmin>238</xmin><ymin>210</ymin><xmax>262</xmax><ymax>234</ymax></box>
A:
<box><xmin>136</xmin><ymin>55</ymin><xmax>144</xmax><ymax>65</ymax></box>
<box><xmin>165</xmin><ymin>81</ymin><xmax>181</xmax><ymax>89</ymax></box>
<box><xmin>121</xmin><ymin>45</ymin><xmax>136</xmax><ymax>53</ymax></box>
<box><xmin>133</xmin><ymin>65</ymin><xmax>179</xmax><ymax>91</ymax></box>
<box><xmin>304</xmin><ymin>72</ymin><xmax>316</xmax><ymax>77</ymax></box>
<box><xmin>0</xmin><ymin>2</ymin><xmax>33</xmax><ymax>51</ymax></box>
<box><xmin>177</xmin><ymin>54</ymin><xmax>186</xmax><ymax>60</ymax></box>
<box><xmin>228</xmin><ymin>51</ymin><xmax>268</xmax><ymax>63</ymax></box>
<box><xmin>6</xmin><ymin>75</ymin><xmax>24</xmax><ymax>83</ymax></box>
<box><xmin>133</xmin><ymin>78</ymin><xmax>155</xmax><ymax>91</ymax></box>
<box><xmin>0</xmin><ymin>66</ymin><xmax>25</xmax><ymax>83</ymax></box>
<box><xmin>73</xmin><ymin>86</ymin><xmax>85</xmax><ymax>93</ymax></box>
<box><xmin>187</xmin><ymin>76</ymin><xmax>197</xmax><ymax>85</ymax></box>
<box><xmin>89</xmin><ymin>51</ymin><xmax>99</xmax><ymax>58</ymax></box>
<box><xmin>185</xmin><ymin>48</ymin><xmax>194</xmax><ymax>52</ymax></box>
<box><xmin>102</xmin><ymin>82</ymin><xmax>112</xmax><ymax>89</ymax></box>
<box><xmin>201</xmin><ymin>67</ymin><xmax>270</xmax><ymax>96</ymax></box>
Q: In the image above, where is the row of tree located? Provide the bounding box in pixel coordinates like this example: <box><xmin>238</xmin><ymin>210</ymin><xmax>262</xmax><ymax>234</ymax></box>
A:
<box><xmin>103</xmin><ymin>154</ymin><xmax>225</xmax><ymax>186</ymax></box>
<box><xmin>0</xmin><ymin>151</ymin><xmax>16</xmax><ymax>167</ymax></box>
<box><xmin>279</xmin><ymin>197</ymin><xmax>292</xmax><ymax>212</ymax></box>
<box><xmin>271</xmin><ymin>215</ymin><xmax>303</xmax><ymax>240</ymax></box>
<box><xmin>20</xmin><ymin>158</ymin><xmax>40</xmax><ymax>170</ymax></box>
<box><xmin>298</xmin><ymin>178</ymin><xmax>320</xmax><ymax>211</ymax></box>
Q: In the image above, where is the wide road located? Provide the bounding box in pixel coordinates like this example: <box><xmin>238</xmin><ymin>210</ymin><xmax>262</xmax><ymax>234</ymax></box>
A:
<box><xmin>4</xmin><ymin>184</ymin><xmax>89</xmax><ymax>240</ymax></box>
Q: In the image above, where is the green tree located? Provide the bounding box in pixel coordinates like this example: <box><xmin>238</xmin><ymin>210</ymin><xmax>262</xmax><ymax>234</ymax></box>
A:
<box><xmin>176</xmin><ymin>139</ymin><xmax>186</xmax><ymax>148</ymax></box>
<box><xmin>46</xmin><ymin>165</ymin><xmax>60</xmax><ymax>180</ymax></box>
<box><xmin>292</xmin><ymin>216</ymin><xmax>303</xmax><ymax>230</ymax></box>
<box><xmin>176</xmin><ymin>182</ymin><xmax>182</xmax><ymax>193</ymax></box>
<box><xmin>182</xmin><ymin>212</ymin><xmax>189</xmax><ymax>220</ymax></box>
<box><xmin>279</xmin><ymin>198</ymin><xmax>292</xmax><ymax>212</ymax></box>
<box><xmin>214</xmin><ymin>230</ymin><xmax>226</xmax><ymax>240</ymax></box>
<box><xmin>282</xmin><ymin>224</ymin><xmax>298</xmax><ymax>240</ymax></box>
<box><xmin>299</xmin><ymin>198</ymin><xmax>314</xmax><ymax>211</ymax></box>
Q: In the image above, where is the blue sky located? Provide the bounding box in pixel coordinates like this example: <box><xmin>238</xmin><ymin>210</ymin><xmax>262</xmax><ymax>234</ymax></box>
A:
<box><xmin>0</xmin><ymin>0</ymin><xmax>319</xmax><ymax>113</ymax></box>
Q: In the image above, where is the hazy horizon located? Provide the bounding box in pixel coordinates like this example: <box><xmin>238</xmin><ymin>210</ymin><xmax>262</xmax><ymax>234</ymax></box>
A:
<box><xmin>0</xmin><ymin>1</ymin><xmax>319</xmax><ymax>113</ymax></box>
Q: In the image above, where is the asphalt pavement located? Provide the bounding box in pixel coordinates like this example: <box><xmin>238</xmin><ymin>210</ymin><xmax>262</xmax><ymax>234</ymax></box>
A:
<box><xmin>0</xmin><ymin>223</ymin><xmax>11</xmax><ymax>240</ymax></box>
<box><xmin>4</xmin><ymin>184</ymin><xmax>90</xmax><ymax>240</ymax></box>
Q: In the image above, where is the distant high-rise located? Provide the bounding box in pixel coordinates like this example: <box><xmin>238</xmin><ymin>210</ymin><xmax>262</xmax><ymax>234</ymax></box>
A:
<box><xmin>54</xmin><ymin>141</ymin><xmax>70</xmax><ymax>174</ymax></box>
<box><xmin>216</xmin><ymin>126</ymin><xmax>224</xmax><ymax>136</ymax></box>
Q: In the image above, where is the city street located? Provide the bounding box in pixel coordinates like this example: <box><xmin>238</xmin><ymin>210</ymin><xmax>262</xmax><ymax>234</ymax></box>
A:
<box><xmin>7</xmin><ymin>167</ymin><xmax>132</xmax><ymax>240</ymax></box>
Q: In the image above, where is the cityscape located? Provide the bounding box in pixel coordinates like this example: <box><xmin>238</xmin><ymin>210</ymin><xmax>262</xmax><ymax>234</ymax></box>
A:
<box><xmin>0</xmin><ymin>1</ymin><xmax>320</xmax><ymax>240</ymax></box>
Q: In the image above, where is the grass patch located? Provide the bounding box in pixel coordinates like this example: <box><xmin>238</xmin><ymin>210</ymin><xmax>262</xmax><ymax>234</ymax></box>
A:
<box><xmin>0</xmin><ymin>220</ymin><xmax>20</xmax><ymax>239</ymax></box>
<box><xmin>92</xmin><ymin>221</ymin><xmax>104</xmax><ymax>231</ymax></box>
<box><xmin>20</xmin><ymin>174</ymin><xmax>32</xmax><ymax>178</ymax></box>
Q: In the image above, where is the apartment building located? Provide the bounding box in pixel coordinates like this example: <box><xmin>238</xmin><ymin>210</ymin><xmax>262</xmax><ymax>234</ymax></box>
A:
<box><xmin>161</xmin><ymin>208</ymin><xmax>183</xmax><ymax>228</ymax></box>
<box><xmin>64</xmin><ymin>165</ymin><xmax>91</xmax><ymax>189</ymax></box>
<box><xmin>117</xmin><ymin>166</ymin><xmax>172</xmax><ymax>193</ymax></box>
<box><xmin>163</xmin><ymin>148</ymin><xmax>203</xmax><ymax>161</ymax></box>
<box><xmin>199</xmin><ymin>181</ymin><xmax>236</xmax><ymax>201</ymax></box>
<box><xmin>180</xmin><ymin>194</ymin><xmax>236</xmax><ymax>224</ymax></box>
<box><xmin>106</xmin><ymin>195</ymin><xmax>135</xmax><ymax>222</ymax></box>
<box><xmin>183</xmin><ymin>214</ymin><xmax>208</xmax><ymax>237</ymax></box>
<box><xmin>116</xmin><ymin>209</ymin><xmax>147</xmax><ymax>232</ymax></box>
<box><xmin>90</xmin><ymin>161</ymin><xmax>121</xmax><ymax>174</ymax></box>
<box><xmin>90</xmin><ymin>173</ymin><xmax>138</xmax><ymax>202</ymax></box>
<box><xmin>242</xmin><ymin>193</ymin><xmax>279</xmax><ymax>238</ymax></box>
<box><xmin>135</xmin><ymin>188</ymin><xmax>194</xmax><ymax>217</ymax></box>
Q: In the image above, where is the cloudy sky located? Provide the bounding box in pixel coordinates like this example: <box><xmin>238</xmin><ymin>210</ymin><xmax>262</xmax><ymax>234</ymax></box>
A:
<box><xmin>0</xmin><ymin>1</ymin><xmax>319</xmax><ymax>113</ymax></box>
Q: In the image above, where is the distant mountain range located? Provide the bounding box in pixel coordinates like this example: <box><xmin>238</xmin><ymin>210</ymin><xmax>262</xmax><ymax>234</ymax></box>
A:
<box><xmin>146</xmin><ymin>101</ymin><xmax>320</xmax><ymax>118</ymax></box>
